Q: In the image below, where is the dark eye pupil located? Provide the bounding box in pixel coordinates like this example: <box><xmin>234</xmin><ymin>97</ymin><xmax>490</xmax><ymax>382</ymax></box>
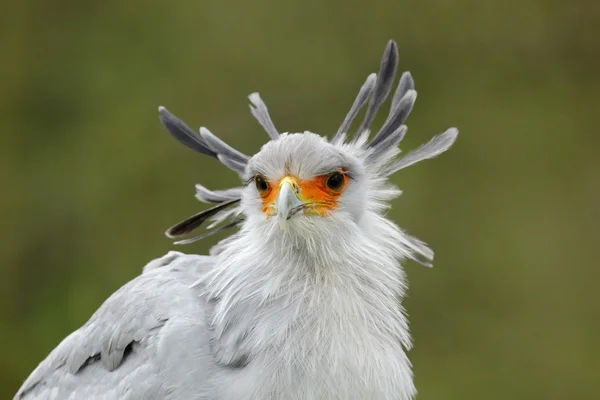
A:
<box><xmin>326</xmin><ymin>172</ymin><xmax>344</xmax><ymax>190</ymax></box>
<box><xmin>255</xmin><ymin>176</ymin><xmax>268</xmax><ymax>193</ymax></box>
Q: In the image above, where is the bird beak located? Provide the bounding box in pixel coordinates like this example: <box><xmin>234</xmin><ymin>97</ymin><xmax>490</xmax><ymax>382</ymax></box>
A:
<box><xmin>275</xmin><ymin>177</ymin><xmax>306</xmax><ymax>229</ymax></box>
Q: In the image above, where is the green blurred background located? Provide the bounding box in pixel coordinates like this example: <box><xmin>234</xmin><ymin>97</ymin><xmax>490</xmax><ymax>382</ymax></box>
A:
<box><xmin>2</xmin><ymin>0</ymin><xmax>599</xmax><ymax>398</ymax></box>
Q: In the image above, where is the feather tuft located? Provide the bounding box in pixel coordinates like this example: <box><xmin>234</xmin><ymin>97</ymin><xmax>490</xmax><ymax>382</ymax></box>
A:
<box><xmin>248</xmin><ymin>93</ymin><xmax>280</xmax><ymax>140</ymax></box>
<box><xmin>199</xmin><ymin>127</ymin><xmax>250</xmax><ymax>164</ymax></box>
<box><xmin>333</xmin><ymin>73</ymin><xmax>377</xmax><ymax>143</ymax></box>
<box><xmin>195</xmin><ymin>185</ymin><xmax>243</xmax><ymax>204</ymax></box>
<box><xmin>165</xmin><ymin>199</ymin><xmax>240</xmax><ymax>238</ymax></box>
<box><xmin>158</xmin><ymin>106</ymin><xmax>216</xmax><ymax>157</ymax></box>
<box><xmin>383</xmin><ymin>128</ymin><xmax>459</xmax><ymax>176</ymax></box>
<box><xmin>368</xmin><ymin>90</ymin><xmax>416</xmax><ymax>149</ymax></box>
<box><xmin>355</xmin><ymin>40</ymin><xmax>399</xmax><ymax>138</ymax></box>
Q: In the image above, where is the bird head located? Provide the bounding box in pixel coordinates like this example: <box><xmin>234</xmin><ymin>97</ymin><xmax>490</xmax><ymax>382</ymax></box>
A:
<box><xmin>159</xmin><ymin>40</ymin><xmax>458</xmax><ymax>264</ymax></box>
<box><xmin>242</xmin><ymin>132</ymin><xmax>367</xmax><ymax>232</ymax></box>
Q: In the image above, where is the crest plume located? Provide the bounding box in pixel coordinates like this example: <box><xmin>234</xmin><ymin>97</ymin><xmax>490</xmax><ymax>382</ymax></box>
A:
<box><xmin>159</xmin><ymin>40</ymin><xmax>457</xmax><ymax>245</ymax></box>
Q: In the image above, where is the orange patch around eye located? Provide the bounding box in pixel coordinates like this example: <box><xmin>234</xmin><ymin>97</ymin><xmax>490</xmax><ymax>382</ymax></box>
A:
<box><xmin>260</xmin><ymin>171</ymin><xmax>348</xmax><ymax>216</ymax></box>
<box><xmin>300</xmin><ymin>172</ymin><xmax>348</xmax><ymax>205</ymax></box>
<box><xmin>259</xmin><ymin>179</ymin><xmax>279</xmax><ymax>214</ymax></box>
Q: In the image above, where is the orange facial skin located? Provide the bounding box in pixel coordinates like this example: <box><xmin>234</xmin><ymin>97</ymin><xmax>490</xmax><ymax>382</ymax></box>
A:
<box><xmin>257</xmin><ymin>170</ymin><xmax>348</xmax><ymax>217</ymax></box>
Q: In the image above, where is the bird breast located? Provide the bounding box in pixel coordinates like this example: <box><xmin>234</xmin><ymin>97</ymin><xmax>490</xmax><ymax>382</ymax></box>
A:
<box><xmin>212</xmin><ymin>275</ymin><xmax>416</xmax><ymax>400</ymax></box>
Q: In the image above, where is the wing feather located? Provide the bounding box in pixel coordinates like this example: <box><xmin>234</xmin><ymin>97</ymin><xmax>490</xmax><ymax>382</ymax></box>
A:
<box><xmin>15</xmin><ymin>253</ymin><xmax>216</xmax><ymax>400</ymax></box>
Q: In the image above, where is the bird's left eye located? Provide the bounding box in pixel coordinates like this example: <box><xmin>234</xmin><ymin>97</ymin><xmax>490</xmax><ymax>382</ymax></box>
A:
<box><xmin>325</xmin><ymin>171</ymin><xmax>346</xmax><ymax>192</ymax></box>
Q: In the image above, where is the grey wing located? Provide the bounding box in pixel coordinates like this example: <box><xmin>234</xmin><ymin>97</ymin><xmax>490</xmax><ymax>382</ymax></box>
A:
<box><xmin>15</xmin><ymin>252</ymin><xmax>218</xmax><ymax>400</ymax></box>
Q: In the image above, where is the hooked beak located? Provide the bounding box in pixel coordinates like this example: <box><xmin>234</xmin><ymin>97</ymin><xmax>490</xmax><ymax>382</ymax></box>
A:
<box><xmin>275</xmin><ymin>177</ymin><xmax>306</xmax><ymax>229</ymax></box>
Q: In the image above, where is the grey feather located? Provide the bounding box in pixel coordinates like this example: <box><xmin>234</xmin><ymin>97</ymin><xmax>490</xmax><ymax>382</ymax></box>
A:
<box><xmin>366</xmin><ymin>125</ymin><xmax>407</xmax><ymax>163</ymax></box>
<box><xmin>195</xmin><ymin>184</ymin><xmax>243</xmax><ymax>204</ymax></box>
<box><xmin>199</xmin><ymin>127</ymin><xmax>250</xmax><ymax>164</ymax></box>
<box><xmin>248</xmin><ymin>92</ymin><xmax>279</xmax><ymax>140</ymax></box>
<box><xmin>217</xmin><ymin>154</ymin><xmax>246</xmax><ymax>175</ymax></box>
<box><xmin>15</xmin><ymin>254</ymin><xmax>215</xmax><ymax>400</ymax></box>
<box><xmin>391</xmin><ymin>71</ymin><xmax>415</xmax><ymax>111</ymax></box>
<box><xmin>165</xmin><ymin>199</ymin><xmax>240</xmax><ymax>238</ymax></box>
<box><xmin>159</xmin><ymin>108</ymin><xmax>250</xmax><ymax>175</ymax></box>
<box><xmin>158</xmin><ymin>106</ymin><xmax>216</xmax><ymax>157</ymax></box>
<box><xmin>174</xmin><ymin>220</ymin><xmax>242</xmax><ymax>245</ymax></box>
<box><xmin>206</xmin><ymin>206</ymin><xmax>242</xmax><ymax>229</ymax></box>
<box><xmin>333</xmin><ymin>73</ymin><xmax>377</xmax><ymax>142</ymax></box>
<box><xmin>368</xmin><ymin>90</ymin><xmax>416</xmax><ymax>148</ymax></box>
<box><xmin>356</xmin><ymin>40</ymin><xmax>399</xmax><ymax>136</ymax></box>
<box><xmin>383</xmin><ymin>128</ymin><xmax>459</xmax><ymax>176</ymax></box>
<box><xmin>399</xmin><ymin>230</ymin><xmax>436</xmax><ymax>268</ymax></box>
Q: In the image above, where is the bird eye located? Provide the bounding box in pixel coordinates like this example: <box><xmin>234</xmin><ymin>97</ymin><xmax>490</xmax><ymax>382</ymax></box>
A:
<box><xmin>255</xmin><ymin>175</ymin><xmax>270</xmax><ymax>195</ymax></box>
<box><xmin>325</xmin><ymin>171</ymin><xmax>345</xmax><ymax>191</ymax></box>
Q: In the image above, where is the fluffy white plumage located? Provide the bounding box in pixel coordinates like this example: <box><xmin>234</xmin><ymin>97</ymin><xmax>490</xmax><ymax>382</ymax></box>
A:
<box><xmin>15</xmin><ymin>40</ymin><xmax>458</xmax><ymax>400</ymax></box>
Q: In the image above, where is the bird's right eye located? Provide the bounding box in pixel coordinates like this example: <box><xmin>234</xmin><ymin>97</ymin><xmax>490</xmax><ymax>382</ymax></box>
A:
<box><xmin>255</xmin><ymin>175</ymin><xmax>270</xmax><ymax>196</ymax></box>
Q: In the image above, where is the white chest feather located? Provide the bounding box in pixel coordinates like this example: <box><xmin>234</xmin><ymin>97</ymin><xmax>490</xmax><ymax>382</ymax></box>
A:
<box><xmin>222</xmin><ymin>284</ymin><xmax>415</xmax><ymax>400</ymax></box>
<box><xmin>203</xmin><ymin>215</ymin><xmax>420</xmax><ymax>400</ymax></box>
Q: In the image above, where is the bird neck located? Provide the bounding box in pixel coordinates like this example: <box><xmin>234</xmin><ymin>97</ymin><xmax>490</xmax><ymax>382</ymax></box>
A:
<box><xmin>204</xmin><ymin>210</ymin><xmax>412</xmax><ymax>339</ymax></box>
<box><xmin>203</xmin><ymin>211</ymin><xmax>417</xmax><ymax>399</ymax></box>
